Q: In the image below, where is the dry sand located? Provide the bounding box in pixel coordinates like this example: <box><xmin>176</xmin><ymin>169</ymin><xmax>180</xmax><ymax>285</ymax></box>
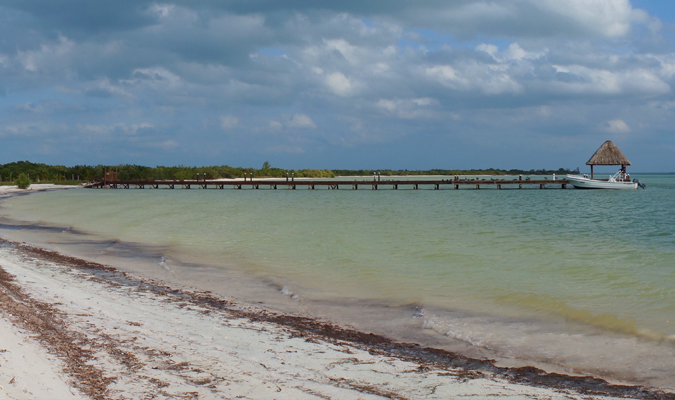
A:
<box><xmin>0</xmin><ymin>239</ymin><xmax>671</xmax><ymax>400</ymax></box>
<box><xmin>0</xmin><ymin>184</ymin><xmax>80</xmax><ymax>197</ymax></box>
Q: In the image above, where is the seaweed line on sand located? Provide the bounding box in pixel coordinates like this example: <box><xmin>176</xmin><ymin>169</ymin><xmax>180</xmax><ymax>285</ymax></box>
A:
<box><xmin>0</xmin><ymin>237</ymin><xmax>673</xmax><ymax>399</ymax></box>
<box><xmin>0</xmin><ymin>265</ymin><xmax>114</xmax><ymax>398</ymax></box>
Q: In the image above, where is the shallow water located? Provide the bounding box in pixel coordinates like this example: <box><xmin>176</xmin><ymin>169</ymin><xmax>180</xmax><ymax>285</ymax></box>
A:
<box><xmin>1</xmin><ymin>174</ymin><xmax>674</xmax><ymax>388</ymax></box>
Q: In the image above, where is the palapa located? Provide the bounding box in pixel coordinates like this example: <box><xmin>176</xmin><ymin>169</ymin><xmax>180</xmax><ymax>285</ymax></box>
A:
<box><xmin>586</xmin><ymin>140</ymin><xmax>631</xmax><ymax>166</ymax></box>
<box><xmin>585</xmin><ymin>140</ymin><xmax>631</xmax><ymax>180</ymax></box>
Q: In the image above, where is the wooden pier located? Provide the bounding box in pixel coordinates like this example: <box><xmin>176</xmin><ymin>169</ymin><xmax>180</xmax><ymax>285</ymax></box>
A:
<box><xmin>85</xmin><ymin>177</ymin><xmax>570</xmax><ymax>190</ymax></box>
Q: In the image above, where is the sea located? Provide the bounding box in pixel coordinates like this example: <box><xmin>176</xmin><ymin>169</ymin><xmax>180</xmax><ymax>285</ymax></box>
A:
<box><xmin>1</xmin><ymin>173</ymin><xmax>673</xmax><ymax>389</ymax></box>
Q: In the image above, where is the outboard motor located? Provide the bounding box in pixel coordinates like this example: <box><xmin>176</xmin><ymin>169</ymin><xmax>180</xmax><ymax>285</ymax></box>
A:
<box><xmin>633</xmin><ymin>178</ymin><xmax>646</xmax><ymax>189</ymax></box>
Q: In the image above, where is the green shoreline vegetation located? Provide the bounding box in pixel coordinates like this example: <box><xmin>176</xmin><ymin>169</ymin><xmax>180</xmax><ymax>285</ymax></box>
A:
<box><xmin>0</xmin><ymin>160</ymin><xmax>578</xmax><ymax>185</ymax></box>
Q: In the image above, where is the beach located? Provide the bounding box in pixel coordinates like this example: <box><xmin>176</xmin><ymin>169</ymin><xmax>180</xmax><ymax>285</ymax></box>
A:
<box><xmin>0</xmin><ymin>236</ymin><xmax>663</xmax><ymax>400</ymax></box>
<box><xmin>0</xmin><ymin>183</ymin><xmax>674</xmax><ymax>399</ymax></box>
<box><xmin>0</xmin><ymin>184</ymin><xmax>81</xmax><ymax>197</ymax></box>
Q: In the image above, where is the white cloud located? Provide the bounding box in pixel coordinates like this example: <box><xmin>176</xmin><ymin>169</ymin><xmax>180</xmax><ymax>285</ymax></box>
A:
<box><xmin>651</xmin><ymin>54</ymin><xmax>675</xmax><ymax>78</ymax></box>
<box><xmin>548</xmin><ymin>65</ymin><xmax>670</xmax><ymax>95</ymax></box>
<box><xmin>325</xmin><ymin>72</ymin><xmax>357</xmax><ymax>97</ymax></box>
<box><xmin>412</xmin><ymin>98</ymin><xmax>434</xmax><ymax>106</ymax></box>
<box><xmin>220</xmin><ymin>115</ymin><xmax>239</xmax><ymax>130</ymax></box>
<box><xmin>477</xmin><ymin>42</ymin><xmax>546</xmax><ymax>62</ymax></box>
<box><xmin>17</xmin><ymin>35</ymin><xmax>75</xmax><ymax>72</ymax></box>
<box><xmin>425</xmin><ymin>66</ymin><xmax>468</xmax><ymax>90</ymax></box>
<box><xmin>85</xmin><ymin>78</ymin><xmax>133</xmax><ymax>97</ymax></box>
<box><xmin>425</xmin><ymin>64</ymin><xmax>523</xmax><ymax>95</ymax></box>
<box><xmin>376</xmin><ymin>98</ymin><xmax>439</xmax><ymax>119</ymax></box>
<box><xmin>603</xmin><ymin>119</ymin><xmax>631</xmax><ymax>134</ymax></box>
<box><xmin>533</xmin><ymin>0</ymin><xmax>633</xmax><ymax>37</ymax></box>
<box><xmin>126</xmin><ymin>67</ymin><xmax>181</xmax><ymax>86</ymax></box>
<box><xmin>268</xmin><ymin>115</ymin><xmax>317</xmax><ymax>130</ymax></box>
<box><xmin>503</xmin><ymin>43</ymin><xmax>545</xmax><ymax>61</ymax></box>
<box><xmin>396</xmin><ymin>0</ymin><xmax>641</xmax><ymax>39</ymax></box>
<box><xmin>76</xmin><ymin>122</ymin><xmax>155</xmax><ymax>137</ymax></box>
<box><xmin>323</xmin><ymin>39</ymin><xmax>361</xmax><ymax>65</ymax></box>
<box><xmin>631</xmin><ymin>8</ymin><xmax>663</xmax><ymax>34</ymax></box>
<box><xmin>476</xmin><ymin>44</ymin><xmax>499</xmax><ymax>58</ymax></box>
<box><xmin>147</xmin><ymin>4</ymin><xmax>176</xmax><ymax>19</ymax></box>
<box><xmin>287</xmin><ymin>114</ymin><xmax>317</xmax><ymax>129</ymax></box>
<box><xmin>0</xmin><ymin>122</ymin><xmax>65</xmax><ymax>137</ymax></box>
<box><xmin>376</xmin><ymin>99</ymin><xmax>397</xmax><ymax>112</ymax></box>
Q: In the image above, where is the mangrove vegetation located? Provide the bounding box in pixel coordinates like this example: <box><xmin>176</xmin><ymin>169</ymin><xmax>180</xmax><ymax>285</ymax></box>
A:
<box><xmin>0</xmin><ymin>160</ymin><xmax>578</xmax><ymax>184</ymax></box>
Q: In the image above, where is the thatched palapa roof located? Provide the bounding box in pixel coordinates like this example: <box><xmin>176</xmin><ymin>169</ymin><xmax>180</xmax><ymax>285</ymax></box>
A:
<box><xmin>586</xmin><ymin>140</ymin><xmax>631</xmax><ymax>166</ymax></box>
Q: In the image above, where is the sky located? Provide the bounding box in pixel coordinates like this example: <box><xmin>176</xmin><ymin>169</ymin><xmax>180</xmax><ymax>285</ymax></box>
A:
<box><xmin>1</xmin><ymin>0</ymin><xmax>675</xmax><ymax>172</ymax></box>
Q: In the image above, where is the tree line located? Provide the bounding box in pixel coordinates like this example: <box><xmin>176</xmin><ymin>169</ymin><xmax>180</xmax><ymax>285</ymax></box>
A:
<box><xmin>0</xmin><ymin>161</ymin><xmax>578</xmax><ymax>183</ymax></box>
<box><xmin>0</xmin><ymin>161</ymin><xmax>335</xmax><ymax>182</ymax></box>
<box><xmin>331</xmin><ymin>167</ymin><xmax>579</xmax><ymax>176</ymax></box>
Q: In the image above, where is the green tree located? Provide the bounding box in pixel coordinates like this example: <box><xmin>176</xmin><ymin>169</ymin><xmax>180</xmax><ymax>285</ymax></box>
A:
<box><xmin>15</xmin><ymin>173</ymin><xmax>31</xmax><ymax>189</ymax></box>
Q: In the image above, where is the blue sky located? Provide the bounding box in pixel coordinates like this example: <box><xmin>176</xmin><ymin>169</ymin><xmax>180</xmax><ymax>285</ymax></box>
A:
<box><xmin>633</xmin><ymin>0</ymin><xmax>675</xmax><ymax>22</ymax></box>
<box><xmin>1</xmin><ymin>0</ymin><xmax>674</xmax><ymax>172</ymax></box>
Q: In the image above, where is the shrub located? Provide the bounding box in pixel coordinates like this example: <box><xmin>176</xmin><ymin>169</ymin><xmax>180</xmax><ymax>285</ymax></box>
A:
<box><xmin>15</xmin><ymin>173</ymin><xmax>31</xmax><ymax>189</ymax></box>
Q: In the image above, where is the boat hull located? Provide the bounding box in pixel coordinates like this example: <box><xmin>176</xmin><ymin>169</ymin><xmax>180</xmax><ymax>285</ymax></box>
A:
<box><xmin>566</xmin><ymin>175</ymin><xmax>637</xmax><ymax>190</ymax></box>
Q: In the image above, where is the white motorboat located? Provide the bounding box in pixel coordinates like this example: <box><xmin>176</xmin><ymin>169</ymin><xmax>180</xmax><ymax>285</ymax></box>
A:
<box><xmin>566</xmin><ymin>170</ymin><xmax>643</xmax><ymax>189</ymax></box>
<box><xmin>570</xmin><ymin>140</ymin><xmax>646</xmax><ymax>190</ymax></box>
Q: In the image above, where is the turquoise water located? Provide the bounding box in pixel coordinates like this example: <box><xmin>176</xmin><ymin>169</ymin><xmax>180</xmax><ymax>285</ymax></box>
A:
<box><xmin>1</xmin><ymin>174</ymin><xmax>674</xmax><ymax>387</ymax></box>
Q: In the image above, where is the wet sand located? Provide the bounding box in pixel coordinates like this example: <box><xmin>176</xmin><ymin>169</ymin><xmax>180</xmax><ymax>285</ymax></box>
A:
<box><xmin>0</xmin><ymin>238</ymin><xmax>671</xmax><ymax>399</ymax></box>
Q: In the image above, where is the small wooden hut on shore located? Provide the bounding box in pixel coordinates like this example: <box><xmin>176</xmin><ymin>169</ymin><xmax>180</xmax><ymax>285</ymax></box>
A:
<box><xmin>586</xmin><ymin>140</ymin><xmax>631</xmax><ymax>180</ymax></box>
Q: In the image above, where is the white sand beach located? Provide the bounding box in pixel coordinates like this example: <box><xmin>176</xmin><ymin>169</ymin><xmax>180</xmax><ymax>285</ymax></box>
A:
<box><xmin>0</xmin><ymin>184</ymin><xmax>81</xmax><ymax>197</ymax></box>
<box><xmin>0</xmin><ymin>237</ymin><xmax>666</xmax><ymax>400</ymax></box>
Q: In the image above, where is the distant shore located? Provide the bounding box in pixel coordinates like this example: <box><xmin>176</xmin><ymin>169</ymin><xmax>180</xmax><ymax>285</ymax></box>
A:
<box><xmin>0</xmin><ymin>183</ymin><xmax>80</xmax><ymax>197</ymax></box>
<box><xmin>0</xmin><ymin>160</ymin><xmax>579</xmax><ymax>184</ymax></box>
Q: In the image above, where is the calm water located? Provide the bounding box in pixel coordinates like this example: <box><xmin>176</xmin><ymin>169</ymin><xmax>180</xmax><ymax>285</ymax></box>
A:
<box><xmin>1</xmin><ymin>174</ymin><xmax>674</xmax><ymax>387</ymax></box>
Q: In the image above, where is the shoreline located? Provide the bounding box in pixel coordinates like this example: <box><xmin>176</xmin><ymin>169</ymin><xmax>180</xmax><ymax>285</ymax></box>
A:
<box><xmin>0</xmin><ymin>238</ymin><xmax>671</xmax><ymax>399</ymax></box>
<box><xmin>0</xmin><ymin>183</ymin><xmax>81</xmax><ymax>198</ymax></box>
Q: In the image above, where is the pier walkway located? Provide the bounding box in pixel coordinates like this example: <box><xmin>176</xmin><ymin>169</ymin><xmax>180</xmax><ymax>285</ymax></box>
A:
<box><xmin>85</xmin><ymin>177</ymin><xmax>570</xmax><ymax>190</ymax></box>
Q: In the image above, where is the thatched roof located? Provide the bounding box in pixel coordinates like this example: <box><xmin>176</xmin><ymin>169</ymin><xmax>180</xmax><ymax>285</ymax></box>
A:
<box><xmin>586</xmin><ymin>140</ymin><xmax>631</xmax><ymax>166</ymax></box>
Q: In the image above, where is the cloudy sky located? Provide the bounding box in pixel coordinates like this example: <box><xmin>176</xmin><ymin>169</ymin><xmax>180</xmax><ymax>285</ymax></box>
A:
<box><xmin>1</xmin><ymin>0</ymin><xmax>674</xmax><ymax>171</ymax></box>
